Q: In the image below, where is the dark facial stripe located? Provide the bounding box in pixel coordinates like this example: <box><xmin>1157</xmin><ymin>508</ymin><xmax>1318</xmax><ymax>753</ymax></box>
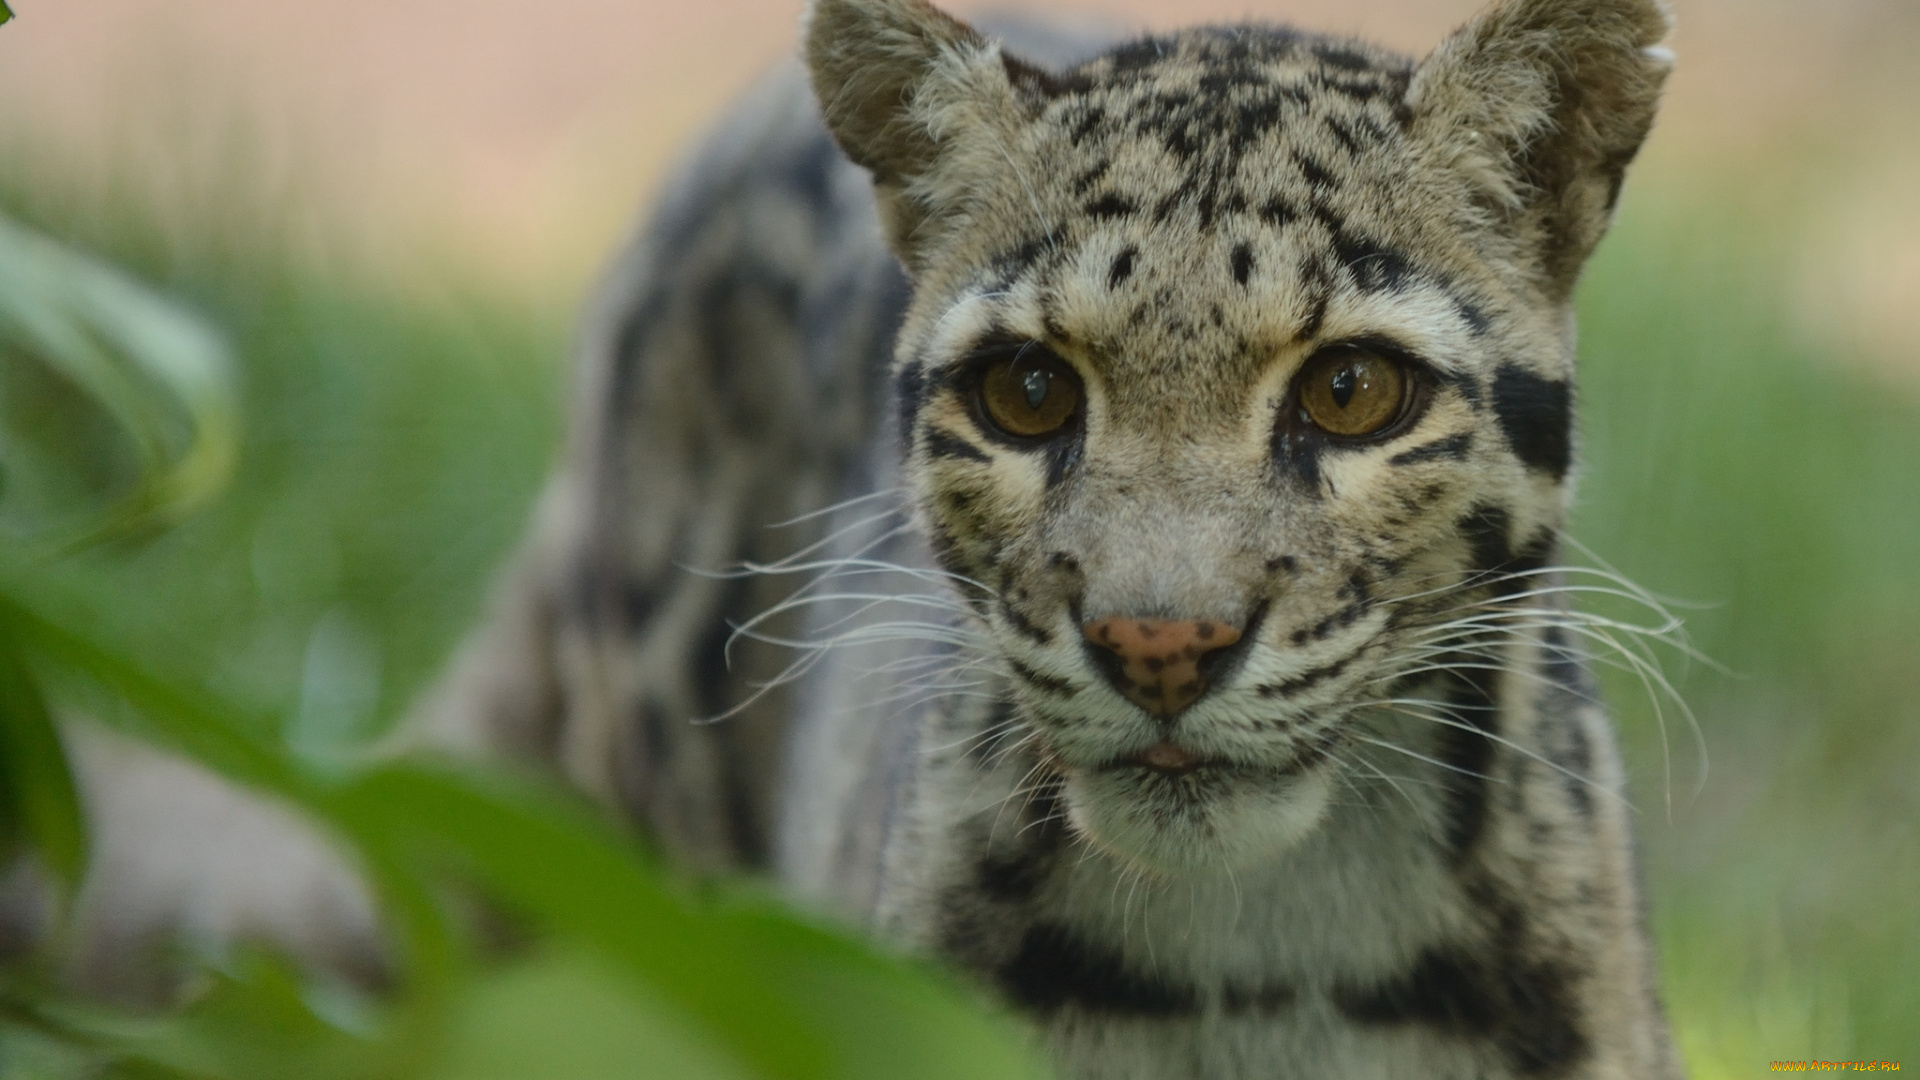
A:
<box><xmin>1389</xmin><ymin>431</ymin><xmax>1473</xmax><ymax>466</ymax></box>
<box><xmin>894</xmin><ymin>364</ymin><xmax>929</xmax><ymax>458</ymax></box>
<box><xmin>1008</xmin><ymin>658</ymin><xmax>1078</xmax><ymax>697</ymax></box>
<box><xmin>1271</xmin><ymin>423</ymin><xmax>1324</xmax><ymax>494</ymax></box>
<box><xmin>1490</xmin><ymin>364</ymin><xmax>1572</xmax><ymax>480</ymax></box>
<box><xmin>924</xmin><ymin>427</ymin><xmax>991</xmax><ymax>464</ymax></box>
<box><xmin>1331</xmin><ymin>228</ymin><xmax>1413</xmax><ymax>292</ymax></box>
<box><xmin>998</xmin><ymin>923</ymin><xmax>1196</xmax><ymax>1016</ymax></box>
<box><xmin>1254</xmin><ymin>652</ymin><xmax>1354</xmax><ymax>698</ymax></box>
<box><xmin>1434</xmin><ymin>663</ymin><xmax>1499</xmax><ymax>859</ymax></box>
<box><xmin>999</xmin><ymin>596</ymin><xmax>1054</xmax><ymax>646</ymax></box>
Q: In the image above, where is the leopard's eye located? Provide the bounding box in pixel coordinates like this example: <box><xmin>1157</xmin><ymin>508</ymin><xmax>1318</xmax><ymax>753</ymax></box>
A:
<box><xmin>1296</xmin><ymin>346</ymin><xmax>1410</xmax><ymax>438</ymax></box>
<box><xmin>979</xmin><ymin>348</ymin><xmax>1081</xmax><ymax>439</ymax></box>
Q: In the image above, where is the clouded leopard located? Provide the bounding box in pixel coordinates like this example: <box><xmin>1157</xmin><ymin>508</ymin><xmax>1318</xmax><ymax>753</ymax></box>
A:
<box><xmin>417</xmin><ymin>0</ymin><xmax>1685</xmax><ymax>1074</ymax></box>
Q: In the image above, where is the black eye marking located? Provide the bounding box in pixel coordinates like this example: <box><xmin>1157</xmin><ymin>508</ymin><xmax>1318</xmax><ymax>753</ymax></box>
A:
<box><xmin>924</xmin><ymin>428</ymin><xmax>991</xmax><ymax>464</ymax></box>
<box><xmin>1389</xmin><ymin>431</ymin><xmax>1473</xmax><ymax>467</ymax></box>
<box><xmin>1489</xmin><ymin>364</ymin><xmax>1572</xmax><ymax>480</ymax></box>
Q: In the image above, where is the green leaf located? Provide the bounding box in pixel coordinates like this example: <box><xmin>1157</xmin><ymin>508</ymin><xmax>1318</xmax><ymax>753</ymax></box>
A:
<box><xmin>0</xmin><ymin>3</ymin><xmax>13</xmax><ymax>26</ymax></box>
<box><xmin>0</xmin><ymin>623</ymin><xmax>87</xmax><ymax>885</ymax></box>
<box><xmin>328</xmin><ymin>766</ymin><xmax>1049</xmax><ymax>1080</ymax></box>
<box><xmin>0</xmin><ymin>213</ymin><xmax>237</xmax><ymax>549</ymax></box>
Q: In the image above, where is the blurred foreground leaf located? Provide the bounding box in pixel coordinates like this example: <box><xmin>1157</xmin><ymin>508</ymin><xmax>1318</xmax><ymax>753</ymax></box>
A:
<box><xmin>0</xmin><ymin>213</ymin><xmax>237</xmax><ymax>549</ymax></box>
<box><xmin>0</xmin><ymin>582</ymin><xmax>1050</xmax><ymax>1079</ymax></box>
<box><xmin>0</xmin><ymin>628</ymin><xmax>85</xmax><ymax>885</ymax></box>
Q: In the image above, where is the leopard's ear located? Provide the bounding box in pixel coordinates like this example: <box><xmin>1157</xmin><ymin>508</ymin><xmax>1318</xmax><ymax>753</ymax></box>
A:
<box><xmin>805</xmin><ymin>0</ymin><xmax>1030</xmax><ymax>270</ymax></box>
<box><xmin>1408</xmin><ymin>0</ymin><xmax>1672</xmax><ymax>298</ymax></box>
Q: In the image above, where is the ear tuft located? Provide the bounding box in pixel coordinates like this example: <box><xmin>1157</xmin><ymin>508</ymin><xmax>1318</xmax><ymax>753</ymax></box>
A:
<box><xmin>1409</xmin><ymin>0</ymin><xmax>1672</xmax><ymax>296</ymax></box>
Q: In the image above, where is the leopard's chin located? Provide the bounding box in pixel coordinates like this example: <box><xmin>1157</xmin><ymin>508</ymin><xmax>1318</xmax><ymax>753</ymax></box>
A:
<box><xmin>1060</xmin><ymin>760</ymin><xmax>1334</xmax><ymax>875</ymax></box>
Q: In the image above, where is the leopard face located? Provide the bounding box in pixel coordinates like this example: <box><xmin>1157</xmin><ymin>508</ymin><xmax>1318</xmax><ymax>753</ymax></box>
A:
<box><xmin>808</xmin><ymin>0</ymin><xmax>1668</xmax><ymax>873</ymax></box>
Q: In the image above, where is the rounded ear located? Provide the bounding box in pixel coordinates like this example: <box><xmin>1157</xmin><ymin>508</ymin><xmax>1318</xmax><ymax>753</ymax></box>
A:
<box><xmin>805</xmin><ymin>0</ymin><xmax>1026</xmax><ymax>270</ymax></box>
<box><xmin>1408</xmin><ymin>0</ymin><xmax>1673</xmax><ymax>297</ymax></box>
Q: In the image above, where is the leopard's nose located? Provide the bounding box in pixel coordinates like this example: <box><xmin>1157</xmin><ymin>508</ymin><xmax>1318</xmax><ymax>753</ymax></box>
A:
<box><xmin>1081</xmin><ymin>616</ymin><xmax>1244</xmax><ymax>718</ymax></box>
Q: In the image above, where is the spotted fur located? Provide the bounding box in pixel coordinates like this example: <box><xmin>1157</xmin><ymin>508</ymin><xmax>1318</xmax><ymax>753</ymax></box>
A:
<box><xmin>416</xmin><ymin>0</ymin><xmax>1684</xmax><ymax>1075</ymax></box>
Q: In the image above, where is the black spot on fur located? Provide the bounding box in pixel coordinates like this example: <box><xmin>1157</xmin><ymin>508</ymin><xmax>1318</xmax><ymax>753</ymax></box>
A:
<box><xmin>999</xmin><ymin>923</ymin><xmax>1196</xmax><ymax>1016</ymax></box>
<box><xmin>1331</xmin><ymin>229</ymin><xmax>1412</xmax><ymax>292</ymax></box>
<box><xmin>1294</xmin><ymin>151</ymin><xmax>1336</xmax><ymax>190</ymax></box>
<box><xmin>1459</xmin><ymin>504</ymin><xmax>1514</xmax><ymax>581</ymax></box>
<box><xmin>993</xmin><ymin>230</ymin><xmax>1066</xmax><ymax>278</ymax></box>
<box><xmin>1069</xmin><ymin>105</ymin><xmax>1108</xmax><ymax>145</ymax></box>
<box><xmin>1390</xmin><ymin>431</ymin><xmax>1473</xmax><ymax>466</ymax></box>
<box><xmin>924</xmin><ymin>428</ymin><xmax>990</xmax><ymax>464</ymax></box>
<box><xmin>1086</xmin><ymin>193</ymin><xmax>1136</xmax><ymax>219</ymax></box>
<box><xmin>1231</xmin><ymin>242</ymin><xmax>1254</xmax><ymax>284</ymax></box>
<box><xmin>1325</xmin><ymin>115</ymin><xmax>1362</xmax><ymax>155</ymax></box>
<box><xmin>1313</xmin><ymin>41</ymin><xmax>1375</xmax><ymax>71</ymax></box>
<box><xmin>1070</xmin><ymin>160</ymin><xmax>1111</xmax><ymax>194</ymax></box>
<box><xmin>1454</xmin><ymin>295</ymin><xmax>1492</xmax><ymax>334</ymax></box>
<box><xmin>1294</xmin><ymin>256</ymin><xmax>1333</xmax><ymax>340</ymax></box>
<box><xmin>1490</xmin><ymin>364</ymin><xmax>1573</xmax><ymax>479</ymax></box>
<box><xmin>978</xmin><ymin>852</ymin><xmax>1047</xmax><ymax>903</ymax></box>
<box><xmin>1259</xmin><ymin>197</ymin><xmax>1298</xmax><ymax>227</ymax></box>
<box><xmin>1001</xmin><ymin>51</ymin><xmax>1095</xmax><ymax>98</ymax></box>
<box><xmin>1108</xmin><ymin>246</ymin><xmax>1137</xmax><ymax>288</ymax></box>
<box><xmin>1333</xmin><ymin>945</ymin><xmax>1588</xmax><ymax>1077</ymax></box>
<box><xmin>1336</xmin><ymin>941</ymin><xmax>1589</xmax><ymax>1068</ymax></box>
<box><xmin>1460</xmin><ymin>505</ymin><xmax>1554</xmax><ymax>598</ymax></box>
<box><xmin>1107</xmin><ymin>36</ymin><xmax>1168</xmax><ymax>77</ymax></box>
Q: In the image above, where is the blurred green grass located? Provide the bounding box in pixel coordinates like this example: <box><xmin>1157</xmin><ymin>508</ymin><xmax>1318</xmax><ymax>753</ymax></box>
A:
<box><xmin>1576</xmin><ymin>176</ymin><xmax>1920</xmax><ymax>1070</ymax></box>
<box><xmin>2</xmin><ymin>120</ymin><xmax>1916</xmax><ymax>1075</ymax></box>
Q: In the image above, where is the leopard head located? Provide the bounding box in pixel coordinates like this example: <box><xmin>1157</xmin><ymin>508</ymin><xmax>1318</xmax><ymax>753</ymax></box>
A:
<box><xmin>807</xmin><ymin>0</ymin><xmax>1669</xmax><ymax>873</ymax></box>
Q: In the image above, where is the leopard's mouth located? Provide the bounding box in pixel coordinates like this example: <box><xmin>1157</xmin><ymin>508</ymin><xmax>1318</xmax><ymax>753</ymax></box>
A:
<box><xmin>1091</xmin><ymin>737</ymin><xmax>1336</xmax><ymax>782</ymax></box>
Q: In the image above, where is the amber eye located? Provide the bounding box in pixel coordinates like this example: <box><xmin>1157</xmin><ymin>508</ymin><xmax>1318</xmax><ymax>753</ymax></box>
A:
<box><xmin>1296</xmin><ymin>346</ymin><xmax>1411</xmax><ymax>437</ymax></box>
<box><xmin>979</xmin><ymin>348</ymin><xmax>1081</xmax><ymax>439</ymax></box>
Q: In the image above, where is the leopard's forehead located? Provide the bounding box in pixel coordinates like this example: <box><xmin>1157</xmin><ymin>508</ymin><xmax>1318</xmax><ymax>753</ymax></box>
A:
<box><xmin>908</xmin><ymin>26</ymin><xmax>1547</xmax><ymax>428</ymax></box>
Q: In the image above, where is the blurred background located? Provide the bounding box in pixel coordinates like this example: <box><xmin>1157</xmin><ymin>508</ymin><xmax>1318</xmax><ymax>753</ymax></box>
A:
<box><xmin>0</xmin><ymin>0</ymin><xmax>1915</xmax><ymax>1076</ymax></box>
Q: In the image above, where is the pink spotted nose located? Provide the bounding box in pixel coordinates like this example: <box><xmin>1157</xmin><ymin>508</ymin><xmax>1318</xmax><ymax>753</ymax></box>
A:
<box><xmin>1081</xmin><ymin>616</ymin><xmax>1243</xmax><ymax>717</ymax></box>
